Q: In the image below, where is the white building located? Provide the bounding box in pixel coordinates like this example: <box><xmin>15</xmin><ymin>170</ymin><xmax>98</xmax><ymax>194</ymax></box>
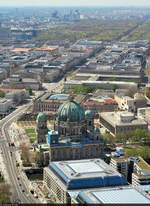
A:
<box><xmin>0</xmin><ymin>98</ymin><xmax>12</xmax><ymax>113</ymax></box>
<box><xmin>132</xmin><ymin>157</ymin><xmax>150</xmax><ymax>187</ymax></box>
<box><xmin>110</xmin><ymin>157</ymin><xmax>129</xmax><ymax>180</ymax></box>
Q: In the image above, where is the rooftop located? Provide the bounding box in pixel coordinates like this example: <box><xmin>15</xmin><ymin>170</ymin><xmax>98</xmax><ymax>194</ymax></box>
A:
<box><xmin>49</xmin><ymin>94</ymin><xmax>69</xmax><ymax>100</ymax></box>
<box><xmin>112</xmin><ymin>157</ymin><xmax>129</xmax><ymax>162</ymax></box>
<box><xmin>48</xmin><ymin>158</ymin><xmax>127</xmax><ymax>190</ymax></box>
<box><xmin>100</xmin><ymin>111</ymin><xmax>147</xmax><ymax>127</ymax></box>
<box><xmin>76</xmin><ymin>187</ymin><xmax>150</xmax><ymax>204</ymax></box>
<box><xmin>136</xmin><ymin>157</ymin><xmax>150</xmax><ymax>170</ymax></box>
<box><xmin>11</xmin><ymin>48</ymin><xmax>32</xmax><ymax>53</ymax></box>
<box><xmin>84</xmin><ymin>97</ymin><xmax>117</xmax><ymax>105</ymax></box>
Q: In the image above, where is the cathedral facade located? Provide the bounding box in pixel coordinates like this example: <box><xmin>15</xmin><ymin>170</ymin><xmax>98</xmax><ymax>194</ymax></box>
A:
<box><xmin>48</xmin><ymin>95</ymin><xmax>104</xmax><ymax>162</ymax></box>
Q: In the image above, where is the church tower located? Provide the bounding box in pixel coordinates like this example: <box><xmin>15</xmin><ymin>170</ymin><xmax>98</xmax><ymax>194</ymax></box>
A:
<box><xmin>36</xmin><ymin>113</ymin><xmax>48</xmax><ymax>144</ymax></box>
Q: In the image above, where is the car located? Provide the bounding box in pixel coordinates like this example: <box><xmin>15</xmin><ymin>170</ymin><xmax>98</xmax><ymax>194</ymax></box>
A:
<box><xmin>30</xmin><ymin>190</ymin><xmax>34</xmax><ymax>194</ymax></box>
<box><xmin>22</xmin><ymin>190</ymin><xmax>25</xmax><ymax>193</ymax></box>
<box><xmin>34</xmin><ymin>193</ymin><xmax>38</xmax><ymax>198</ymax></box>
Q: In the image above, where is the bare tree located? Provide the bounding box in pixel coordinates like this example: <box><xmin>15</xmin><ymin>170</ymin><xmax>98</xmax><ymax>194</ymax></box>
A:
<box><xmin>19</xmin><ymin>141</ymin><xmax>30</xmax><ymax>162</ymax></box>
<box><xmin>0</xmin><ymin>183</ymin><xmax>12</xmax><ymax>203</ymax></box>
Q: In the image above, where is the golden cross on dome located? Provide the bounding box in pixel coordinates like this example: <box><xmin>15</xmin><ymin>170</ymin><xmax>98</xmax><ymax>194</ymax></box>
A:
<box><xmin>69</xmin><ymin>91</ymin><xmax>74</xmax><ymax>101</ymax></box>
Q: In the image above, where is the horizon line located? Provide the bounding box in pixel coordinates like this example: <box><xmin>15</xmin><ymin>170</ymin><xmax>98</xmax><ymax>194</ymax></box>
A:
<box><xmin>1</xmin><ymin>5</ymin><xmax>150</xmax><ymax>8</ymax></box>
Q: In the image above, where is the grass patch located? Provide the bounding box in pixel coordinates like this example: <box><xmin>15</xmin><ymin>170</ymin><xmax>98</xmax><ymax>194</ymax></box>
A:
<box><xmin>124</xmin><ymin>146</ymin><xmax>150</xmax><ymax>160</ymax></box>
<box><xmin>25</xmin><ymin>128</ymin><xmax>35</xmax><ymax>134</ymax></box>
<box><xmin>22</xmin><ymin>161</ymin><xmax>32</xmax><ymax>167</ymax></box>
<box><xmin>27</xmin><ymin>133</ymin><xmax>36</xmax><ymax>138</ymax></box>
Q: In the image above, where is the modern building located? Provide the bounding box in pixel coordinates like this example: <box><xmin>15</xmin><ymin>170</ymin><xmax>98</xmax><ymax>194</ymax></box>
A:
<box><xmin>132</xmin><ymin>157</ymin><xmax>150</xmax><ymax>187</ymax></box>
<box><xmin>43</xmin><ymin>158</ymin><xmax>127</xmax><ymax>203</ymax></box>
<box><xmin>72</xmin><ymin>186</ymin><xmax>150</xmax><ymax>204</ymax></box>
<box><xmin>99</xmin><ymin>111</ymin><xmax>148</xmax><ymax>136</ymax></box>
<box><xmin>110</xmin><ymin>157</ymin><xmax>129</xmax><ymax>180</ymax></box>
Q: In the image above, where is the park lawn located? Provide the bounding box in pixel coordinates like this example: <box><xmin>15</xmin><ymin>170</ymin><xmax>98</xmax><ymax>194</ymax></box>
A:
<box><xmin>27</xmin><ymin>133</ymin><xmax>36</xmax><ymax>138</ymax></box>
<box><xmin>124</xmin><ymin>146</ymin><xmax>150</xmax><ymax>159</ymax></box>
<box><xmin>25</xmin><ymin>128</ymin><xmax>35</xmax><ymax>134</ymax></box>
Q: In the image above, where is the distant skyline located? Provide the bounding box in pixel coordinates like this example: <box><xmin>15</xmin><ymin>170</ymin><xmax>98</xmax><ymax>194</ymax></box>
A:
<box><xmin>1</xmin><ymin>0</ymin><xmax>150</xmax><ymax>7</ymax></box>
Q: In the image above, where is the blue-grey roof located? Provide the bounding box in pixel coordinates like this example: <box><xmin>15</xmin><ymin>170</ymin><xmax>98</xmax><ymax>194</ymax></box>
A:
<box><xmin>49</xmin><ymin>94</ymin><xmax>69</xmax><ymax>100</ymax></box>
<box><xmin>49</xmin><ymin>159</ymin><xmax>127</xmax><ymax>190</ymax></box>
<box><xmin>77</xmin><ymin>187</ymin><xmax>150</xmax><ymax>204</ymax></box>
<box><xmin>139</xmin><ymin>185</ymin><xmax>150</xmax><ymax>192</ymax></box>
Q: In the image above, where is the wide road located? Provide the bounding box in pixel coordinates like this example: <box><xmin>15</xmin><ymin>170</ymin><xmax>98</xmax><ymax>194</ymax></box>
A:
<box><xmin>0</xmin><ymin>104</ymin><xmax>39</xmax><ymax>203</ymax></box>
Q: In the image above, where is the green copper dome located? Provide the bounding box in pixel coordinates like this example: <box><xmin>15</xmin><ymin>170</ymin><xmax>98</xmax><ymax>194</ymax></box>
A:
<box><xmin>36</xmin><ymin>113</ymin><xmax>46</xmax><ymax>122</ymax></box>
<box><xmin>57</xmin><ymin>100</ymin><xmax>85</xmax><ymax>122</ymax></box>
<box><xmin>85</xmin><ymin>110</ymin><xmax>93</xmax><ymax>118</ymax></box>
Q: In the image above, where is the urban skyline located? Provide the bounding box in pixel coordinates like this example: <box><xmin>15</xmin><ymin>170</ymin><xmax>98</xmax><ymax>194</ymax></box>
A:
<box><xmin>1</xmin><ymin>0</ymin><xmax>150</xmax><ymax>7</ymax></box>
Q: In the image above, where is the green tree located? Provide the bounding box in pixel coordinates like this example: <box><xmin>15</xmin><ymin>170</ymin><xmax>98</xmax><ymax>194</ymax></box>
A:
<box><xmin>26</xmin><ymin>87</ymin><xmax>33</xmax><ymax>96</ymax></box>
<box><xmin>145</xmin><ymin>87</ymin><xmax>150</xmax><ymax>99</ymax></box>
<box><xmin>134</xmin><ymin>129</ymin><xmax>147</xmax><ymax>143</ymax></box>
<box><xmin>116</xmin><ymin>133</ymin><xmax>128</xmax><ymax>146</ymax></box>
<box><xmin>111</xmin><ymin>84</ymin><xmax>118</xmax><ymax>92</ymax></box>
<box><xmin>0</xmin><ymin>91</ymin><xmax>5</xmax><ymax>98</ymax></box>
<box><xmin>103</xmin><ymin>133</ymin><xmax>115</xmax><ymax>146</ymax></box>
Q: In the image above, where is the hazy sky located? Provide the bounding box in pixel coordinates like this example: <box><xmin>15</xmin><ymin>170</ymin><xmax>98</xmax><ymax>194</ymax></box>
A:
<box><xmin>1</xmin><ymin>0</ymin><xmax>150</xmax><ymax>7</ymax></box>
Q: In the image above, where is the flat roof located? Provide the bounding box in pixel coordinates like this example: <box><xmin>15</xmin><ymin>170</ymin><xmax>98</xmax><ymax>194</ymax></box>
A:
<box><xmin>79</xmin><ymin>187</ymin><xmax>150</xmax><ymax>204</ymax></box>
<box><xmin>100</xmin><ymin>112</ymin><xmax>147</xmax><ymax>127</ymax></box>
<box><xmin>67</xmin><ymin>162</ymin><xmax>104</xmax><ymax>174</ymax></box>
<box><xmin>49</xmin><ymin>159</ymin><xmax>127</xmax><ymax>189</ymax></box>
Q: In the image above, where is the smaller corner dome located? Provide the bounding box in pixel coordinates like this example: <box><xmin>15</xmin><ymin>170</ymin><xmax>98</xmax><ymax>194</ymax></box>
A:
<box><xmin>36</xmin><ymin>113</ymin><xmax>46</xmax><ymax>121</ymax></box>
<box><xmin>94</xmin><ymin>127</ymin><xmax>100</xmax><ymax>133</ymax></box>
<box><xmin>85</xmin><ymin>110</ymin><xmax>93</xmax><ymax>118</ymax></box>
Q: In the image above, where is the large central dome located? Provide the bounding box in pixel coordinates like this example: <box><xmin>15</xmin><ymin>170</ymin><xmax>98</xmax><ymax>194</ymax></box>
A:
<box><xmin>57</xmin><ymin>100</ymin><xmax>85</xmax><ymax>122</ymax></box>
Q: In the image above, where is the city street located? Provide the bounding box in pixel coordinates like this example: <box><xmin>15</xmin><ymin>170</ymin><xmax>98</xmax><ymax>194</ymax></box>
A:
<box><xmin>0</xmin><ymin>103</ymin><xmax>39</xmax><ymax>203</ymax></box>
